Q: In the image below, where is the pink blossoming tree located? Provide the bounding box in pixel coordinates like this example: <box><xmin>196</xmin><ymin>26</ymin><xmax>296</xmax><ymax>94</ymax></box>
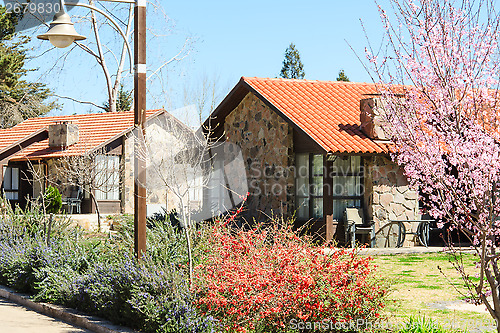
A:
<box><xmin>368</xmin><ymin>0</ymin><xmax>500</xmax><ymax>328</ymax></box>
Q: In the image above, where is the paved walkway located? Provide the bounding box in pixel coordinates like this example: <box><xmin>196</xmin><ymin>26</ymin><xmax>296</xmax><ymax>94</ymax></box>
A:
<box><xmin>325</xmin><ymin>246</ymin><xmax>475</xmax><ymax>256</ymax></box>
<box><xmin>358</xmin><ymin>246</ymin><xmax>448</xmax><ymax>255</ymax></box>
<box><xmin>0</xmin><ymin>298</ymin><xmax>92</xmax><ymax>333</ymax></box>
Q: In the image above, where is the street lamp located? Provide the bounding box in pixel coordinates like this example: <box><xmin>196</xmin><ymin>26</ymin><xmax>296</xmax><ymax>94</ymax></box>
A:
<box><xmin>37</xmin><ymin>0</ymin><xmax>147</xmax><ymax>259</ymax></box>
<box><xmin>36</xmin><ymin>10</ymin><xmax>86</xmax><ymax>48</ymax></box>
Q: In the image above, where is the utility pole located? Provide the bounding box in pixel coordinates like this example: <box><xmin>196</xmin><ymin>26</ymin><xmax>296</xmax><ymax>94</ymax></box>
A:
<box><xmin>134</xmin><ymin>0</ymin><xmax>147</xmax><ymax>259</ymax></box>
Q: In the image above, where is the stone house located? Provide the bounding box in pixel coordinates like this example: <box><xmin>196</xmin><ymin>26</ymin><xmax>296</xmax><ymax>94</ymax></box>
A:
<box><xmin>0</xmin><ymin>110</ymin><xmax>186</xmax><ymax>216</ymax></box>
<box><xmin>205</xmin><ymin>77</ymin><xmax>421</xmax><ymax>247</ymax></box>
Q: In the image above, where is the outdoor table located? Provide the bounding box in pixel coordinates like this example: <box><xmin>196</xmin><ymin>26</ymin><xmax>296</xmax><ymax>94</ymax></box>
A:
<box><xmin>390</xmin><ymin>220</ymin><xmax>434</xmax><ymax>248</ymax></box>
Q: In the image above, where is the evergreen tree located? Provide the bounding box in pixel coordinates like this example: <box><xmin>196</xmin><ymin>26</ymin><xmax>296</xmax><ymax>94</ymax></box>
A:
<box><xmin>0</xmin><ymin>6</ymin><xmax>56</xmax><ymax>128</ymax></box>
<box><xmin>336</xmin><ymin>69</ymin><xmax>350</xmax><ymax>82</ymax></box>
<box><xmin>280</xmin><ymin>43</ymin><xmax>305</xmax><ymax>79</ymax></box>
<box><xmin>103</xmin><ymin>84</ymin><xmax>133</xmax><ymax>112</ymax></box>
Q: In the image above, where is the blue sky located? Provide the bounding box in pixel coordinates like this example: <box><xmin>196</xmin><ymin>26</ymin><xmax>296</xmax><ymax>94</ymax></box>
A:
<box><xmin>165</xmin><ymin>0</ymin><xmax>385</xmax><ymax>81</ymax></box>
<box><xmin>20</xmin><ymin>0</ymin><xmax>389</xmax><ymax>115</ymax></box>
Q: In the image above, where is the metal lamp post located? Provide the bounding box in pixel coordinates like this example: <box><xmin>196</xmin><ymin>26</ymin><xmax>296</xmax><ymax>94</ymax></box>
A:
<box><xmin>37</xmin><ymin>0</ymin><xmax>147</xmax><ymax>259</ymax></box>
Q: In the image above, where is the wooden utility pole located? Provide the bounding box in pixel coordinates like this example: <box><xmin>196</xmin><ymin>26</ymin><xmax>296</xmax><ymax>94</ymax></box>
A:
<box><xmin>134</xmin><ymin>0</ymin><xmax>147</xmax><ymax>259</ymax></box>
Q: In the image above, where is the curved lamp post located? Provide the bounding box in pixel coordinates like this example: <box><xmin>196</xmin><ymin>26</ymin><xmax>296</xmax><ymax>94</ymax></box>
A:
<box><xmin>37</xmin><ymin>0</ymin><xmax>147</xmax><ymax>259</ymax></box>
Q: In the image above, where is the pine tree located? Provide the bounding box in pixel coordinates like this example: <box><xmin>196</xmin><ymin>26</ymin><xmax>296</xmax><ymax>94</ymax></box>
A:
<box><xmin>0</xmin><ymin>6</ymin><xmax>56</xmax><ymax>128</ymax></box>
<box><xmin>280</xmin><ymin>43</ymin><xmax>305</xmax><ymax>79</ymax></box>
<box><xmin>336</xmin><ymin>69</ymin><xmax>350</xmax><ymax>82</ymax></box>
<box><xmin>103</xmin><ymin>84</ymin><xmax>133</xmax><ymax>112</ymax></box>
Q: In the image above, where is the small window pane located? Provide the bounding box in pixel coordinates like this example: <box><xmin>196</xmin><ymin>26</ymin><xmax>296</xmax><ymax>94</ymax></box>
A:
<box><xmin>3</xmin><ymin>167</ymin><xmax>11</xmax><ymax>190</ymax></box>
<box><xmin>312</xmin><ymin>198</ymin><xmax>323</xmax><ymax>218</ymax></box>
<box><xmin>296</xmin><ymin>154</ymin><xmax>309</xmax><ymax>178</ymax></box>
<box><xmin>311</xmin><ymin>176</ymin><xmax>323</xmax><ymax>196</ymax></box>
<box><xmin>10</xmin><ymin>168</ymin><xmax>17</xmax><ymax>189</ymax></box>
<box><xmin>297</xmin><ymin>198</ymin><xmax>309</xmax><ymax>219</ymax></box>
<box><xmin>312</xmin><ymin>154</ymin><xmax>323</xmax><ymax>176</ymax></box>
<box><xmin>350</xmin><ymin>156</ymin><xmax>361</xmax><ymax>174</ymax></box>
<box><xmin>110</xmin><ymin>186</ymin><xmax>120</xmax><ymax>200</ymax></box>
<box><xmin>296</xmin><ymin>176</ymin><xmax>309</xmax><ymax>197</ymax></box>
<box><xmin>332</xmin><ymin>176</ymin><xmax>359</xmax><ymax>196</ymax></box>
<box><xmin>5</xmin><ymin>192</ymin><xmax>18</xmax><ymax>200</ymax></box>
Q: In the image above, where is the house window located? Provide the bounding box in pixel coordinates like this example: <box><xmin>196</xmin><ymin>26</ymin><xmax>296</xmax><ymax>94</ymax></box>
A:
<box><xmin>331</xmin><ymin>156</ymin><xmax>363</xmax><ymax>221</ymax></box>
<box><xmin>207</xmin><ymin>157</ymin><xmax>226</xmax><ymax>215</ymax></box>
<box><xmin>296</xmin><ymin>154</ymin><xmax>324</xmax><ymax>219</ymax></box>
<box><xmin>95</xmin><ymin>155</ymin><xmax>120</xmax><ymax>200</ymax></box>
<box><xmin>3</xmin><ymin>166</ymin><xmax>19</xmax><ymax>200</ymax></box>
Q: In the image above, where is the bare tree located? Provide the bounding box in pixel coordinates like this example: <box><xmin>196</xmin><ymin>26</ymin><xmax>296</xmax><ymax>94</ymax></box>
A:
<box><xmin>28</xmin><ymin>0</ymin><xmax>193</xmax><ymax>113</ymax></box>
<box><xmin>134</xmin><ymin>110</ymin><xmax>249</xmax><ymax>285</ymax></box>
<box><xmin>182</xmin><ymin>73</ymin><xmax>229</xmax><ymax>126</ymax></box>
<box><xmin>53</xmin><ymin>147</ymin><xmax>122</xmax><ymax>231</ymax></box>
<box><xmin>134</xmin><ymin>113</ymin><xmax>209</xmax><ymax>284</ymax></box>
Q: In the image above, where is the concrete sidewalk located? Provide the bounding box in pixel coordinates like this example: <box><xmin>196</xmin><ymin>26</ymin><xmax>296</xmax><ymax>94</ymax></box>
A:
<box><xmin>0</xmin><ymin>297</ymin><xmax>91</xmax><ymax>333</ymax></box>
<box><xmin>0</xmin><ymin>285</ymin><xmax>137</xmax><ymax>333</ymax></box>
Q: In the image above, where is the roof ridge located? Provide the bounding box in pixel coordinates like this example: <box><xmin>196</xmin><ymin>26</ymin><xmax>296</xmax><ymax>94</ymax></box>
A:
<box><xmin>19</xmin><ymin>109</ymin><xmax>164</xmax><ymax>124</ymax></box>
<box><xmin>241</xmin><ymin>76</ymin><xmax>376</xmax><ymax>85</ymax></box>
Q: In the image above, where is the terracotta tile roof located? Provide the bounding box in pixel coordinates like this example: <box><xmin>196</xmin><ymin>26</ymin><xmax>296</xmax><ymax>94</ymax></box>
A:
<box><xmin>242</xmin><ymin>77</ymin><xmax>387</xmax><ymax>154</ymax></box>
<box><xmin>1</xmin><ymin>110</ymin><xmax>162</xmax><ymax>161</ymax></box>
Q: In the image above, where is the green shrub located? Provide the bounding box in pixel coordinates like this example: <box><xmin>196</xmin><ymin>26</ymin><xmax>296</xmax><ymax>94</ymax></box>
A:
<box><xmin>44</xmin><ymin>186</ymin><xmax>62</xmax><ymax>214</ymax></box>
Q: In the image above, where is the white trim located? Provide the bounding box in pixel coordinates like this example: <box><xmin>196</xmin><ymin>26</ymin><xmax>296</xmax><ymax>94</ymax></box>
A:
<box><xmin>134</xmin><ymin>64</ymin><xmax>146</xmax><ymax>74</ymax></box>
<box><xmin>135</xmin><ymin>0</ymin><xmax>146</xmax><ymax>7</ymax></box>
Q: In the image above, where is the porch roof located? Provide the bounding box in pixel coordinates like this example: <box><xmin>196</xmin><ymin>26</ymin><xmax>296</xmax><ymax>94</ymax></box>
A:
<box><xmin>207</xmin><ymin>77</ymin><xmax>388</xmax><ymax>155</ymax></box>
<box><xmin>0</xmin><ymin>110</ymin><xmax>162</xmax><ymax>162</ymax></box>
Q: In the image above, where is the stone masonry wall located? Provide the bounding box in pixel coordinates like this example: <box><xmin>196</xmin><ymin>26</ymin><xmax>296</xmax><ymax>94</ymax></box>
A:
<box><xmin>365</xmin><ymin>156</ymin><xmax>419</xmax><ymax>247</ymax></box>
<box><xmin>123</xmin><ymin>134</ymin><xmax>134</xmax><ymax>214</ymax></box>
<box><xmin>122</xmin><ymin>133</ymin><xmax>177</xmax><ymax>215</ymax></box>
<box><xmin>224</xmin><ymin>92</ymin><xmax>294</xmax><ymax>220</ymax></box>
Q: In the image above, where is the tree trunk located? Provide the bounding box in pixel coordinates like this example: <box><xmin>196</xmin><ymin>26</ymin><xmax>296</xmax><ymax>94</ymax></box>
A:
<box><xmin>89</xmin><ymin>0</ymin><xmax>114</xmax><ymax>112</ymax></box>
<box><xmin>181</xmin><ymin>207</ymin><xmax>193</xmax><ymax>287</ymax></box>
<box><xmin>89</xmin><ymin>191</ymin><xmax>101</xmax><ymax>232</ymax></box>
<box><xmin>46</xmin><ymin>213</ymin><xmax>53</xmax><ymax>246</ymax></box>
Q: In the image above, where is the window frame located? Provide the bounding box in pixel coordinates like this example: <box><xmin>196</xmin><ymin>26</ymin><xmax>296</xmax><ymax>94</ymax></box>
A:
<box><xmin>95</xmin><ymin>155</ymin><xmax>121</xmax><ymax>201</ymax></box>
<box><xmin>330</xmin><ymin>155</ymin><xmax>364</xmax><ymax>219</ymax></box>
<box><xmin>295</xmin><ymin>153</ymin><xmax>324</xmax><ymax>220</ymax></box>
<box><xmin>3</xmin><ymin>165</ymin><xmax>19</xmax><ymax>201</ymax></box>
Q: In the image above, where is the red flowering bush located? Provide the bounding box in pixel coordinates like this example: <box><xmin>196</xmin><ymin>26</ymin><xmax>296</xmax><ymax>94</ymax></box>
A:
<box><xmin>193</xmin><ymin>220</ymin><xmax>387</xmax><ymax>332</ymax></box>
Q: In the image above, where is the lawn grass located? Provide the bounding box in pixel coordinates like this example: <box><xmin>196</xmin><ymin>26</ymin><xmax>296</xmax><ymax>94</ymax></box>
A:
<box><xmin>372</xmin><ymin>252</ymin><xmax>496</xmax><ymax>332</ymax></box>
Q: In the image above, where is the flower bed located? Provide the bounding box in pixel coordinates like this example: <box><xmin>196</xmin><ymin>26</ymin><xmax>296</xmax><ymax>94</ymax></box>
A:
<box><xmin>194</xmin><ymin>221</ymin><xmax>387</xmax><ymax>332</ymax></box>
<box><xmin>0</xmin><ymin>200</ymin><xmax>387</xmax><ymax>332</ymax></box>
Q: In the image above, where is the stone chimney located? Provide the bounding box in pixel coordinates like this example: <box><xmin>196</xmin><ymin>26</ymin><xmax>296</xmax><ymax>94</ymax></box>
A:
<box><xmin>360</xmin><ymin>97</ymin><xmax>389</xmax><ymax>141</ymax></box>
<box><xmin>48</xmin><ymin>121</ymin><xmax>79</xmax><ymax>147</ymax></box>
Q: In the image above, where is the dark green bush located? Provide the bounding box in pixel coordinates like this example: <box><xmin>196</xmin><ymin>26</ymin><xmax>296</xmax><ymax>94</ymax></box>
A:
<box><xmin>44</xmin><ymin>186</ymin><xmax>62</xmax><ymax>214</ymax></box>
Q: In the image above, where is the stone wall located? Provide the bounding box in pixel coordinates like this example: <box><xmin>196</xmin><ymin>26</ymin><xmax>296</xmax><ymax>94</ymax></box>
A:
<box><xmin>122</xmin><ymin>132</ymin><xmax>177</xmax><ymax>215</ymax></box>
<box><xmin>46</xmin><ymin>158</ymin><xmax>73</xmax><ymax>198</ymax></box>
<box><xmin>364</xmin><ymin>156</ymin><xmax>419</xmax><ymax>247</ymax></box>
<box><xmin>122</xmin><ymin>134</ymin><xmax>134</xmax><ymax>214</ymax></box>
<box><xmin>224</xmin><ymin>92</ymin><xmax>294</xmax><ymax>221</ymax></box>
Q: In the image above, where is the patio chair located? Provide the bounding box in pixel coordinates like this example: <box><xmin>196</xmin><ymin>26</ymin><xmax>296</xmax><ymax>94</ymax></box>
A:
<box><xmin>344</xmin><ymin>207</ymin><xmax>376</xmax><ymax>248</ymax></box>
<box><xmin>63</xmin><ymin>186</ymin><xmax>83</xmax><ymax>214</ymax></box>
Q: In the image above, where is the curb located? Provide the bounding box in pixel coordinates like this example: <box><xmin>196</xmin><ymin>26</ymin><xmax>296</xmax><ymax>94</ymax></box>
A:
<box><xmin>0</xmin><ymin>285</ymin><xmax>138</xmax><ymax>333</ymax></box>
